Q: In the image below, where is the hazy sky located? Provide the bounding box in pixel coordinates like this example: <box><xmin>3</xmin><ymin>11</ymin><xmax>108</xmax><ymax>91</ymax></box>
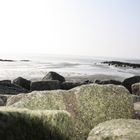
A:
<box><xmin>0</xmin><ymin>0</ymin><xmax>140</xmax><ymax>58</ymax></box>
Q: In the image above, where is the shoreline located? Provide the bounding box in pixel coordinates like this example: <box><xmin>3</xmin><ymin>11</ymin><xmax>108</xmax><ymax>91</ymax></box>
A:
<box><xmin>29</xmin><ymin>74</ymin><xmax>126</xmax><ymax>82</ymax></box>
<box><xmin>65</xmin><ymin>74</ymin><xmax>125</xmax><ymax>83</ymax></box>
<box><xmin>0</xmin><ymin>74</ymin><xmax>130</xmax><ymax>83</ymax></box>
<box><xmin>0</xmin><ymin>58</ymin><xmax>139</xmax><ymax>82</ymax></box>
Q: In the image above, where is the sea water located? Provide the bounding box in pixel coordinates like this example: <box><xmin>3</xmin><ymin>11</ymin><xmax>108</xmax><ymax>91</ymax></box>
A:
<box><xmin>0</xmin><ymin>53</ymin><xmax>139</xmax><ymax>81</ymax></box>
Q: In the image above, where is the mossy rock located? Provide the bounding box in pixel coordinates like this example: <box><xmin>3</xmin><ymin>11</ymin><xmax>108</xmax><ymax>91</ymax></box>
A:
<box><xmin>0</xmin><ymin>107</ymin><xmax>75</xmax><ymax>140</ymax></box>
<box><xmin>87</xmin><ymin>119</ymin><xmax>140</xmax><ymax>140</ymax></box>
<box><xmin>7</xmin><ymin>84</ymin><xmax>134</xmax><ymax>139</ymax></box>
<box><xmin>134</xmin><ymin>102</ymin><xmax>140</xmax><ymax>119</ymax></box>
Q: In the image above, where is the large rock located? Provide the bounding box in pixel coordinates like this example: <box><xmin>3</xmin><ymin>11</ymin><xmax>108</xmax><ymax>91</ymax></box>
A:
<box><xmin>0</xmin><ymin>95</ymin><xmax>8</xmax><ymax>106</ymax></box>
<box><xmin>42</xmin><ymin>71</ymin><xmax>65</xmax><ymax>83</ymax></box>
<box><xmin>61</xmin><ymin>81</ymin><xmax>93</xmax><ymax>90</ymax></box>
<box><xmin>6</xmin><ymin>94</ymin><xmax>25</xmax><ymax>106</ymax></box>
<box><xmin>0</xmin><ymin>80</ymin><xmax>13</xmax><ymax>102</ymax></box>
<box><xmin>132</xmin><ymin>82</ymin><xmax>140</xmax><ymax>96</ymax></box>
<box><xmin>0</xmin><ymin>82</ymin><xmax>28</xmax><ymax>95</ymax></box>
<box><xmin>7</xmin><ymin>84</ymin><xmax>134</xmax><ymax>140</ymax></box>
<box><xmin>13</xmin><ymin>77</ymin><xmax>31</xmax><ymax>90</ymax></box>
<box><xmin>0</xmin><ymin>107</ymin><xmax>75</xmax><ymax>140</ymax></box>
<box><xmin>87</xmin><ymin>119</ymin><xmax>140</xmax><ymax>140</ymax></box>
<box><xmin>95</xmin><ymin>79</ymin><xmax>122</xmax><ymax>85</ymax></box>
<box><xmin>122</xmin><ymin>76</ymin><xmax>140</xmax><ymax>93</ymax></box>
<box><xmin>30</xmin><ymin>80</ymin><xmax>60</xmax><ymax>91</ymax></box>
<box><xmin>0</xmin><ymin>80</ymin><xmax>11</xmax><ymax>85</ymax></box>
<box><xmin>60</xmin><ymin>82</ymin><xmax>82</xmax><ymax>90</ymax></box>
<box><xmin>131</xmin><ymin>95</ymin><xmax>140</xmax><ymax>103</ymax></box>
<box><xmin>0</xmin><ymin>98</ymin><xmax>5</xmax><ymax>106</ymax></box>
<box><xmin>134</xmin><ymin>102</ymin><xmax>140</xmax><ymax>119</ymax></box>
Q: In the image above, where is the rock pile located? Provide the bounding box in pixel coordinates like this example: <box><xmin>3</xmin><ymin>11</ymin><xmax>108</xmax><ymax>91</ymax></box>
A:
<box><xmin>7</xmin><ymin>84</ymin><xmax>134</xmax><ymax>139</ymax></box>
<box><xmin>0</xmin><ymin>72</ymin><xmax>140</xmax><ymax>139</ymax></box>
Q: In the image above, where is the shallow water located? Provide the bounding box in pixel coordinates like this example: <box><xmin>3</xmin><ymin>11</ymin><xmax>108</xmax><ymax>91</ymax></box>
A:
<box><xmin>0</xmin><ymin>54</ymin><xmax>140</xmax><ymax>81</ymax></box>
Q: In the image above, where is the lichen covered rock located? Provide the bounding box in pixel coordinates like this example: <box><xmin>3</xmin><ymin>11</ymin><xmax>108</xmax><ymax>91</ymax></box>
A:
<box><xmin>131</xmin><ymin>94</ymin><xmax>140</xmax><ymax>103</ymax></box>
<box><xmin>0</xmin><ymin>107</ymin><xmax>75</xmax><ymax>140</ymax></box>
<box><xmin>132</xmin><ymin>82</ymin><xmax>140</xmax><ymax>96</ymax></box>
<box><xmin>87</xmin><ymin>119</ymin><xmax>140</xmax><ymax>140</ymax></box>
<box><xmin>7</xmin><ymin>84</ymin><xmax>134</xmax><ymax>139</ymax></box>
<box><xmin>134</xmin><ymin>101</ymin><xmax>140</xmax><ymax>119</ymax></box>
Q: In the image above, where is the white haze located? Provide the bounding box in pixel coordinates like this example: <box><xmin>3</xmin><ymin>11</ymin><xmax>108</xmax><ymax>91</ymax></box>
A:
<box><xmin>0</xmin><ymin>0</ymin><xmax>140</xmax><ymax>59</ymax></box>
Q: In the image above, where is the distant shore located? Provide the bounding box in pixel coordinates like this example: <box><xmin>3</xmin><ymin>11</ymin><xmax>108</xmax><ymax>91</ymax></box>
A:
<box><xmin>0</xmin><ymin>59</ymin><xmax>30</xmax><ymax>62</ymax></box>
<box><xmin>102</xmin><ymin>61</ymin><xmax>140</xmax><ymax>68</ymax></box>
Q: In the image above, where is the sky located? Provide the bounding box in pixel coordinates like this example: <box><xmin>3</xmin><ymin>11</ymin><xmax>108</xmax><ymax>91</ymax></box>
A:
<box><xmin>0</xmin><ymin>0</ymin><xmax>140</xmax><ymax>59</ymax></box>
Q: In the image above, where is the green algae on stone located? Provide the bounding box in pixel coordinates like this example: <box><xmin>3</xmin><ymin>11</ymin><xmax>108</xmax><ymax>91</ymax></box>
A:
<box><xmin>7</xmin><ymin>84</ymin><xmax>134</xmax><ymax>140</ymax></box>
<box><xmin>87</xmin><ymin>119</ymin><xmax>140</xmax><ymax>140</ymax></box>
<box><xmin>76</xmin><ymin>84</ymin><xmax>134</xmax><ymax>128</ymax></box>
<box><xmin>7</xmin><ymin>90</ymin><xmax>66</xmax><ymax>110</ymax></box>
<box><xmin>0</xmin><ymin>107</ymin><xmax>75</xmax><ymax>140</ymax></box>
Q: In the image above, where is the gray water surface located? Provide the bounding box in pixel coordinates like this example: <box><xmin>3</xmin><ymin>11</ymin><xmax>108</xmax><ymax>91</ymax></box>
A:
<box><xmin>0</xmin><ymin>54</ymin><xmax>139</xmax><ymax>81</ymax></box>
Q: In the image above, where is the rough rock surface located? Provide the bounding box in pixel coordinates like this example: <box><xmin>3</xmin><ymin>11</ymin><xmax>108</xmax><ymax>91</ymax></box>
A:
<box><xmin>122</xmin><ymin>76</ymin><xmax>140</xmax><ymax>93</ymax></box>
<box><xmin>0</xmin><ymin>107</ymin><xmax>75</xmax><ymax>140</ymax></box>
<box><xmin>87</xmin><ymin>119</ymin><xmax>140</xmax><ymax>140</ymax></box>
<box><xmin>132</xmin><ymin>82</ymin><xmax>140</xmax><ymax>96</ymax></box>
<box><xmin>0</xmin><ymin>98</ymin><xmax>5</xmax><ymax>106</ymax></box>
<box><xmin>7</xmin><ymin>84</ymin><xmax>134</xmax><ymax>139</ymax></box>
<box><xmin>13</xmin><ymin>77</ymin><xmax>31</xmax><ymax>90</ymax></box>
<box><xmin>6</xmin><ymin>94</ymin><xmax>25</xmax><ymax>106</ymax></box>
<box><xmin>131</xmin><ymin>95</ymin><xmax>140</xmax><ymax>103</ymax></box>
<box><xmin>0</xmin><ymin>95</ymin><xmax>8</xmax><ymax>106</ymax></box>
<box><xmin>42</xmin><ymin>71</ymin><xmax>65</xmax><ymax>83</ymax></box>
<box><xmin>134</xmin><ymin>102</ymin><xmax>140</xmax><ymax>119</ymax></box>
<box><xmin>60</xmin><ymin>82</ymin><xmax>82</xmax><ymax>90</ymax></box>
<box><xmin>0</xmin><ymin>80</ymin><xmax>11</xmax><ymax>85</ymax></box>
<box><xmin>0</xmin><ymin>83</ymin><xmax>28</xmax><ymax>95</ymax></box>
<box><xmin>30</xmin><ymin>80</ymin><xmax>60</xmax><ymax>91</ymax></box>
<box><xmin>95</xmin><ymin>80</ymin><xmax>122</xmax><ymax>85</ymax></box>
